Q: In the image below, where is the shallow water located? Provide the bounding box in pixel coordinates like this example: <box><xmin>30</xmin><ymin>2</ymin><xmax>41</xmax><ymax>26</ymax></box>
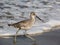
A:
<box><xmin>0</xmin><ymin>28</ymin><xmax>60</xmax><ymax>45</ymax></box>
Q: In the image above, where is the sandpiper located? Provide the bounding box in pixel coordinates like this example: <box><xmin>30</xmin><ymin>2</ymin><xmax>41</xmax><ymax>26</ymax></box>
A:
<box><xmin>8</xmin><ymin>12</ymin><xmax>44</xmax><ymax>43</ymax></box>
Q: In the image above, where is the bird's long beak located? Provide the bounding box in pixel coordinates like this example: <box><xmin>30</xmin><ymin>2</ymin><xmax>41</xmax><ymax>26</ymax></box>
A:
<box><xmin>36</xmin><ymin>15</ymin><xmax>44</xmax><ymax>22</ymax></box>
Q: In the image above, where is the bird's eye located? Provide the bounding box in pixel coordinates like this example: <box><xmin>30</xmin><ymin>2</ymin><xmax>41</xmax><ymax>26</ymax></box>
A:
<box><xmin>33</xmin><ymin>13</ymin><xmax>35</xmax><ymax>15</ymax></box>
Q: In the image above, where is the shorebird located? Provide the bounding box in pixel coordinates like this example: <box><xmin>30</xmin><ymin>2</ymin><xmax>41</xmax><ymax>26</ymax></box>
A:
<box><xmin>8</xmin><ymin>12</ymin><xmax>44</xmax><ymax>43</ymax></box>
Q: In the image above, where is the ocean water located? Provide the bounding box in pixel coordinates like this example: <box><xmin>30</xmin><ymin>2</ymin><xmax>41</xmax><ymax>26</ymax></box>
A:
<box><xmin>0</xmin><ymin>0</ymin><xmax>60</xmax><ymax>45</ymax></box>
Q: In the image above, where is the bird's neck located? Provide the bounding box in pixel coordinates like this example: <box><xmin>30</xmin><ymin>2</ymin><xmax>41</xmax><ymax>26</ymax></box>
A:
<box><xmin>30</xmin><ymin>15</ymin><xmax>35</xmax><ymax>23</ymax></box>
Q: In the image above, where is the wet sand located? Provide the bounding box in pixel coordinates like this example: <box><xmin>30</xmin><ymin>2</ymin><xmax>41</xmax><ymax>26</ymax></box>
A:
<box><xmin>0</xmin><ymin>28</ymin><xmax>60</xmax><ymax>45</ymax></box>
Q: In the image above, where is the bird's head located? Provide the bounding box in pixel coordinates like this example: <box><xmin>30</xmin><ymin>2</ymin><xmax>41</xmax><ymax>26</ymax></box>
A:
<box><xmin>30</xmin><ymin>12</ymin><xmax>36</xmax><ymax>17</ymax></box>
<box><xmin>30</xmin><ymin>12</ymin><xmax>44</xmax><ymax>22</ymax></box>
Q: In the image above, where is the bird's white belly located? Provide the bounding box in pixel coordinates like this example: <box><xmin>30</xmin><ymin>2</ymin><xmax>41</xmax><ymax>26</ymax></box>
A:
<box><xmin>21</xmin><ymin>26</ymin><xmax>32</xmax><ymax>30</ymax></box>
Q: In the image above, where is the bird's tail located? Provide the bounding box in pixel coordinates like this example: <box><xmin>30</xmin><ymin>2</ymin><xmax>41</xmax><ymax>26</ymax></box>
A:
<box><xmin>8</xmin><ymin>24</ymin><xmax>13</xmax><ymax>26</ymax></box>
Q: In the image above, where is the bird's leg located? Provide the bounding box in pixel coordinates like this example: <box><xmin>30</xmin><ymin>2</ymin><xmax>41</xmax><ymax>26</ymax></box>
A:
<box><xmin>24</xmin><ymin>30</ymin><xmax>36</xmax><ymax>42</ymax></box>
<box><xmin>13</xmin><ymin>29</ymin><xmax>20</xmax><ymax>43</ymax></box>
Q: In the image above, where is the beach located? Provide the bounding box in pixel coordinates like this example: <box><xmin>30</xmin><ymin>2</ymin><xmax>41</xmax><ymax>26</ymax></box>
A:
<box><xmin>0</xmin><ymin>28</ymin><xmax>60</xmax><ymax>45</ymax></box>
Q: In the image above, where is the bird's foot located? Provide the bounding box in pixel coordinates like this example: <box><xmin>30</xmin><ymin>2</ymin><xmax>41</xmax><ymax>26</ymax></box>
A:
<box><xmin>25</xmin><ymin>34</ymin><xmax>36</xmax><ymax>42</ymax></box>
<box><xmin>13</xmin><ymin>38</ymin><xmax>17</xmax><ymax>44</ymax></box>
<box><xmin>32</xmin><ymin>42</ymin><xmax>37</xmax><ymax>45</ymax></box>
<box><xmin>32</xmin><ymin>39</ymin><xmax>37</xmax><ymax>45</ymax></box>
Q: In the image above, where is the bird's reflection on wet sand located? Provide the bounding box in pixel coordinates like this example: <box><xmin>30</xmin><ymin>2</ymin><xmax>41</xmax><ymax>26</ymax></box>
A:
<box><xmin>13</xmin><ymin>36</ymin><xmax>37</xmax><ymax>45</ymax></box>
<box><xmin>13</xmin><ymin>41</ymin><xmax>37</xmax><ymax>45</ymax></box>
